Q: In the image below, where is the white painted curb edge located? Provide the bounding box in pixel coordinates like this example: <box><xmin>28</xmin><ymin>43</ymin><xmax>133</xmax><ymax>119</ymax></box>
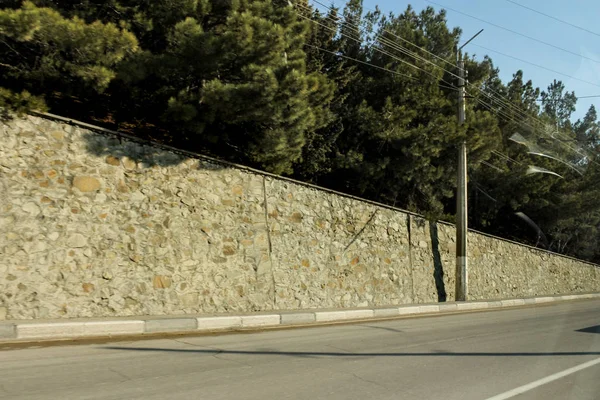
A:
<box><xmin>1</xmin><ymin>293</ymin><xmax>599</xmax><ymax>342</ymax></box>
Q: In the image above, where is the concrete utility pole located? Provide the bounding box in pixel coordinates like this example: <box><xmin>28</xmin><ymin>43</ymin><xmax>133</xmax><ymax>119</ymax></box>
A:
<box><xmin>456</xmin><ymin>53</ymin><xmax>467</xmax><ymax>302</ymax></box>
<box><xmin>455</xmin><ymin>29</ymin><xmax>483</xmax><ymax>302</ymax></box>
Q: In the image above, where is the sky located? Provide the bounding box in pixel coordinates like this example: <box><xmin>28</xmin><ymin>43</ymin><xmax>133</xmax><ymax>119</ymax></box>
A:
<box><xmin>319</xmin><ymin>0</ymin><xmax>600</xmax><ymax>121</ymax></box>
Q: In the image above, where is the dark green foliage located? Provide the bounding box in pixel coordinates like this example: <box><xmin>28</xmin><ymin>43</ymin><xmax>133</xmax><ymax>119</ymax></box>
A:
<box><xmin>0</xmin><ymin>1</ymin><xmax>138</xmax><ymax>96</ymax></box>
<box><xmin>0</xmin><ymin>88</ymin><xmax>47</xmax><ymax>118</ymax></box>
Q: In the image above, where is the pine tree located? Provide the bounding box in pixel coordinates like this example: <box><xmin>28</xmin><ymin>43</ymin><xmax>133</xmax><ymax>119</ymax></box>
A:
<box><xmin>0</xmin><ymin>1</ymin><xmax>138</xmax><ymax>111</ymax></box>
<box><xmin>113</xmin><ymin>0</ymin><xmax>336</xmax><ymax>174</ymax></box>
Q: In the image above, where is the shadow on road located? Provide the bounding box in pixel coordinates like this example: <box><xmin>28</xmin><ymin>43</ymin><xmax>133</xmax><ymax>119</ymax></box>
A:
<box><xmin>104</xmin><ymin>347</ymin><xmax>600</xmax><ymax>358</ymax></box>
<box><xmin>577</xmin><ymin>325</ymin><xmax>600</xmax><ymax>334</ymax></box>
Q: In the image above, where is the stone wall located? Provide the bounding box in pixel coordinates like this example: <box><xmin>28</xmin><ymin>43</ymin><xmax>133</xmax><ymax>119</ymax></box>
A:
<box><xmin>0</xmin><ymin>114</ymin><xmax>598</xmax><ymax>320</ymax></box>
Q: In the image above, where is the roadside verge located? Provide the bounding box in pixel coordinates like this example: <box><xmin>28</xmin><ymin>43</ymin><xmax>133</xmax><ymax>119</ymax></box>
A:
<box><xmin>2</xmin><ymin>293</ymin><xmax>599</xmax><ymax>344</ymax></box>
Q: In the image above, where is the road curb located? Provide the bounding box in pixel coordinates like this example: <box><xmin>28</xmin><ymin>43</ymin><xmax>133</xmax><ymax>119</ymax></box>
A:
<box><xmin>1</xmin><ymin>293</ymin><xmax>599</xmax><ymax>343</ymax></box>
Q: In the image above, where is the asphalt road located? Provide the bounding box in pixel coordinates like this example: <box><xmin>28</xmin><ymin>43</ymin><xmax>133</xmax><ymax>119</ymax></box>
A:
<box><xmin>1</xmin><ymin>299</ymin><xmax>599</xmax><ymax>400</ymax></box>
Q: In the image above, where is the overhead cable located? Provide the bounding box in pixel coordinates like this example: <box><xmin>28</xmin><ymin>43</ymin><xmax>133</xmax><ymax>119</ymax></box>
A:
<box><xmin>295</xmin><ymin>4</ymin><xmax>457</xmax><ymax>87</ymax></box>
<box><xmin>304</xmin><ymin>0</ymin><xmax>582</xmax><ymax>145</ymax></box>
<box><xmin>425</xmin><ymin>0</ymin><xmax>600</xmax><ymax>64</ymax></box>
<box><xmin>303</xmin><ymin>43</ymin><xmax>418</xmax><ymax>81</ymax></box>
<box><xmin>504</xmin><ymin>0</ymin><xmax>600</xmax><ymax>38</ymax></box>
<box><xmin>472</xmin><ymin>44</ymin><xmax>600</xmax><ymax>89</ymax></box>
<box><xmin>298</xmin><ymin>1</ymin><xmax>594</xmax><ymax>162</ymax></box>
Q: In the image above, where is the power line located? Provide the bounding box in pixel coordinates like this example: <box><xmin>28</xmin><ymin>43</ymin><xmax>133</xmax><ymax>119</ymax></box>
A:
<box><xmin>298</xmin><ymin>15</ymin><xmax>427</xmax><ymax>80</ymax></box>
<box><xmin>304</xmin><ymin>44</ymin><xmax>462</xmax><ymax>95</ymax></box>
<box><xmin>471</xmin><ymin>94</ymin><xmax>584</xmax><ymax>162</ymax></box>
<box><xmin>473</xmin><ymin>91</ymin><xmax>591</xmax><ymax>160</ymax></box>
<box><xmin>475</xmin><ymin>183</ymin><xmax>498</xmax><ymax>202</ymax></box>
<box><xmin>535</xmin><ymin>95</ymin><xmax>600</xmax><ymax>101</ymax></box>
<box><xmin>472</xmin><ymin>95</ymin><xmax>534</xmax><ymax>133</ymax></box>
<box><xmin>303</xmin><ymin>43</ymin><xmax>419</xmax><ymax>81</ymax></box>
<box><xmin>311</xmin><ymin>0</ymin><xmax>458</xmax><ymax>71</ymax></box>
<box><xmin>301</xmin><ymin>11</ymin><xmax>538</xmax><ymax>175</ymax></box>
<box><xmin>306</xmin><ymin>0</ymin><xmax>596</xmax><ymax>148</ymax></box>
<box><xmin>503</xmin><ymin>0</ymin><xmax>600</xmax><ymax>38</ymax></box>
<box><xmin>303</xmin><ymin>1</ymin><xmax>468</xmax><ymax>91</ymax></box>
<box><xmin>492</xmin><ymin>149</ymin><xmax>522</xmax><ymax>165</ymax></box>
<box><xmin>372</xmin><ymin>36</ymin><xmax>541</xmax><ymax>132</ymax></box>
<box><xmin>481</xmin><ymin>160</ymin><xmax>504</xmax><ymax>172</ymax></box>
<box><xmin>298</xmin><ymin>1</ymin><xmax>594</xmax><ymax>163</ymax></box>
<box><xmin>304</xmin><ymin>1</ymin><xmax>570</xmax><ymax>152</ymax></box>
<box><xmin>300</xmin><ymin>4</ymin><xmax>540</xmax><ymax>145</ymax></box>
<box><xmin>398</xmin><ymin>46</ymin><xmax>589</xmax><ymax>153</ymax></box>
<box><xmin>304</xmin><ymin>1</ymin><xmax>569</xmax><ymax>137</ymax></box>
<box><xmin>301</xmin><ymin>5</ymin><xmax>543</xmax><ymax>192</ymax></box>
<box><xmin>439</xmin><ymin>83</ymin><xmax>459</xmax><ymax>91</ymax></box>
<box><xmin>424</xmin><ymin>0</ymin><xmax>600</xmax><ymax>64</ymax></box>
<box><xmin>466</xmin><ymin>79</ymin><xmax>590</xmax><ymax>156</ymax></box>
<box><xmin>295</xmin><ymin>3</ymin><xmax>456</xmax><ymax>87</ymax></box>
<box><xmin>307</xmin><ymin>0</ymin><xmax>539</xmax><ymax>127</ymax></box>
<box><xmin>300</xmin><ymin>1</ymin><xmax>479</xmax><ymax>105</ymax></box>
<box><xmin>471</xmin><ymin>44</ymin><xmax>600</xmax><ymax>89</ymax></box>
<box><xmin>322</xmin><ymin>7</ymin><xmax>597</xmax><ymax>169</ymax></box>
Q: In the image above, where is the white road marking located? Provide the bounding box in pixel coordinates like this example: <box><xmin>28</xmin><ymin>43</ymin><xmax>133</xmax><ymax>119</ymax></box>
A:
<box><xmin>485</xmin><ymin>357</ymin><xmax>600</xmax><ymax>400</ymax></box>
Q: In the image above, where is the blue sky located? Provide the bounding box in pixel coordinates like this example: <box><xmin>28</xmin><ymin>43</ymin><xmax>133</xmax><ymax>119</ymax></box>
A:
<box><xmin>320</xmin><ymin>0</ymin><xmax>600</xmax><ymax>121</ymax></box>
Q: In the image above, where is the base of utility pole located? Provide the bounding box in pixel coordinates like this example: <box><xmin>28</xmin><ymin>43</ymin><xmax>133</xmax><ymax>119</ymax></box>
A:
<box><xmin>455</xmin><ymin>257</ymin><xmax>467</xmax><ymax>301</ymax></box>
